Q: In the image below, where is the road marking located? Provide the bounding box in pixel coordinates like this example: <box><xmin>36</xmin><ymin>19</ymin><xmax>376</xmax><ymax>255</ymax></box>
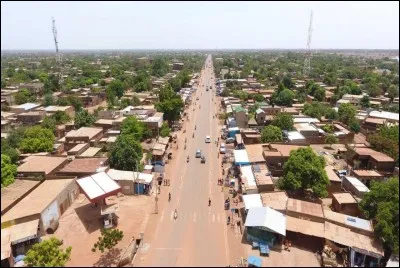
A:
<box><xmin>170</xmin><ymin>211</ymin><xmax>174</xmax><ymax>221</ymax></box>
<box><xmin>212</xmin><ymin>214</ymin><xmax>216</xmax><ymax>223</ymax></box>
<box><xmin>217</xmin><ymin>213</ymin><xmax>220</xmax><ymax>223</ymax></box>
<box><xmin>160</xmin><ymin>209</ymin><xmax>165</xmax><ymax>222</ymax></box>
<box><xmin>193</xmin><ymin>212</ymin><xmax>197</xmax><ymax>222</ymax></box>
<box><xmin>155</xmin><ymin>248</ymin><xmax>182</xmax><ymax>250</ymax></box>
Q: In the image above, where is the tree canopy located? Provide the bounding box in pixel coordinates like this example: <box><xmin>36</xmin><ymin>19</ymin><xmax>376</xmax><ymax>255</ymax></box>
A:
<box><xmin>271</xmin><ymin>113</ymin><xmax>294</xmax><ymax>131</ymax></box>
<box><xmin>156</xmin><ymin>83</ymin><xmax>184</xmax><ymax>122</ymax></box>
<box><xmin>74</xmin><ymin>109</ymin><xmax>96</xmax><ymax>128</ymax></box>
<box><xmin>325</xmin><ymin>134</ymin><xmax>338</xmax><ymax>148</ymax></box>
<box><xmin>359</xmin><ymin>178</ymin><xmax>399</xmax><ymax>255</ymax></box>
<box><xmin>15</xmin><ymin>88</ymin><xmax>35</xmax><ymax>105</ymax></box>
<box><xmin>120</xmin><ymin>116</ymin><xmax>151</xmax><ymax>141</ymax></box>
<box><xmin>160</xmin><ymin>122</ymin><xmax>171</xmax><ymax>137</ymax></box>
<box><xmin>278</xmin><ymin>147</ymin><xmax>330</xmax><ymax>198</ymax></box>
<box><xmin>1</xmin><ymin>154</ymin><xmax>17</xmax><ymax>188</ymax></box>
<box><xmin>19</xmin><ymin>126</ymin><xmax>55</xmax><ymax>153</ymax></box>
<box><xmin>92</xmin><ymin>228</ymin><xmax>124</xmax><ymax>253</ymax></box>
<box><xmin>24</xmin><ymin>237</ymin><xmax>72</xmax><ymax>267</ymax></box>
<box><xmin>109</xmin><ymin>134</ymin><xmax>143</xmax><ymax>171</ymax></box>
<box><xmin>261</xmin><ymin>125</ymin><xmax>283</xmax><ymax>143</ymax></box>
<box><xmin>108</xmin><ymin>79</ymin><xmax>125</xmax><ymax>99</ymax></box>
<box><xmin>368</xmin><ymin>125</ymin><xmax>399</xmax><ymax>164</ymax></box>
<box><xmin>338</xmin><ymin>103</ymin><xmax>357</xmax><ymax>125</ymax></box>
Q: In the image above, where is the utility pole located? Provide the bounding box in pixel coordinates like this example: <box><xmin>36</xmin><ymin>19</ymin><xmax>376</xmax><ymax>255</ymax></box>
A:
<box><xmin>52</xmin><ymin>17</ymin><xmax>63</xmax><ymax>91</ymax></box>
<box><xmin>303</xmin><ymin>11</ymin><xmax>313</xmax><ymax>78</ymax></box>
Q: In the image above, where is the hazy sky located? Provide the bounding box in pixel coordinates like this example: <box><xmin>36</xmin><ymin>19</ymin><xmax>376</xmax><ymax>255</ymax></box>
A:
<box><xmin>1</xmin><ymin>1</ymin><xmax>399</xmax><ymax>50</ymax></box>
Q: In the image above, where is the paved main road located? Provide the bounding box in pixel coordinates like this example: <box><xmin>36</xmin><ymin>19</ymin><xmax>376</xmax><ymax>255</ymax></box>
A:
<box><xmin>135</xmin><ymin>55</ymin><xmax>229</xmax><ymax>267</ymax></box>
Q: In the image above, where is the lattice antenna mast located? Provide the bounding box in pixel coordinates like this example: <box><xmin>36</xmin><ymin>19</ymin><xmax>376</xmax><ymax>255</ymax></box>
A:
<box><xmin>303</xmin><ymin>11</ymin><xmax>313</xmax><ymax>77</ymax></box>
<box><xmin>52</xmin><ymin>17</ymin><xmax>63</xmax><ymax>88</ymax></box>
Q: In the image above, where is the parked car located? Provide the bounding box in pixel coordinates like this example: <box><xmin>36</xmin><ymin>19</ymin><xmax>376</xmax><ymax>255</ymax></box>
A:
<box><xmin>205</xmin><ymin>135</ymin><xmax>211</xmax><ymax>143</ymax></box>
<box><xmin>195</xmin><ymin>149</ymin><xmax>201</xmax><ymax>158</ymax></box>
<box><xmin>220</xmin><ymin>143</ymin><xmax>226</xmax><ymax>154</ymax></box>
<box><xmin>226</xmin><ymin>137</ymin><xmax>235</xmax><ymax>144</ymax></box>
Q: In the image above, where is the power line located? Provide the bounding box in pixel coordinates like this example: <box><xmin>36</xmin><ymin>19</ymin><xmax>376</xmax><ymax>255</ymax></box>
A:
<box><xmin>52</xmin><ymin>17</ymin><xmax>63</xmax><ymax>90</ymax></box>
<box><xmin>303</xmin><ymin>11</ymin><xmax>313</xmax><ymax>77</ymax></box>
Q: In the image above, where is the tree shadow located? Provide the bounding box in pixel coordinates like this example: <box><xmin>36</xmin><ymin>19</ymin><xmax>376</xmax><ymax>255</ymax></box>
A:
<box><xmin>93</xmin><ymin>247</ymin><xmax>122</xmax><ymax>267</ymax></box>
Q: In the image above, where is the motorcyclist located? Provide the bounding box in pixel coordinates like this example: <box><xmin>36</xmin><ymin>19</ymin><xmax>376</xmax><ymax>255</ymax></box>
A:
<box><xmin>195</xmin><ymin>125</ymin><xmax>197</xmax><ymax>130</ymax></box>
<box><xmin>169</xmin><ymin>192</ymin><xmax>171</xmax><ymax>201</ymax></box>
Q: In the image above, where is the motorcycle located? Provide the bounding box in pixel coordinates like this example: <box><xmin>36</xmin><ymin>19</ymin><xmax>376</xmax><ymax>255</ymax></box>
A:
<box><xmin>187</xmin><ymin>156</ymin><xmax>190</xmax><ymax>162</ymax></box>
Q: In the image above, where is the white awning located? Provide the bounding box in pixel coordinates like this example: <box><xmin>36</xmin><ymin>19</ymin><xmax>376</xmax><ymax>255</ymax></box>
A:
<box><xmin>245</xmin><ymin>207</ymin><xmax>286</xmax><ymax>236</ymax></box>
<box><xmin>242</xmin><ymin>194</ymin><xmax>263</xmax><ymax>210</ymax></box>
<box><xmin>77</xmin><ymin>172</ymin><xmax>121</xmax><ymax>202</ymax></box>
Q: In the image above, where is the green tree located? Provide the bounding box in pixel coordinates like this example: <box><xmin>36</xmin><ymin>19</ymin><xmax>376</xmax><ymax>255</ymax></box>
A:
<box><xmin>1</xmin><ymin>140</ymin><xmax>20</xmax><ymax>164</ymax></box>
<box><xmin>325</xmin><ymin>108</ymin><xmax>338</xmax><ymax>120</ymax></box>
<box><xmin>303</xmin><ymin>102</ymin><xmax>327</xmax><ymax>120</ymax></box>
<box><xmin>279</xmin><ymin>147</ymin><xmax>330</xmax><ymax>198</ymax></box>
<box><xmin>41</xmin><ymin>116</ymin><xmax>57</xmax><ymax>133</ymax></box>
<box><xmin>360</xmin><ymin>95</ymin><xmax>370</xmax><ymax>108</ymax></box>
<box><xmin>253</xmin><ymin>93</ymin><xmax>265</xmax><ymax>102</ymax></box>
<box><xmin>151</xmin><ymin>57</ymin><xmax>169</xmax><ymax>77</ymax></box>
<box><xmin>108</xmin><ymin>79</ymin><xmax>125</xmax><ymax>99</ymax></box>
<box><xmin>325</xmin><ymin>134</ymin><xmax>338</xmax><ymax>148</ymax></box>
<box><xmin>92</xmin><ymin>229</ymin><xmax>124</xmax><ymax>253</ymax></box>
<box><xmin>132</xmin><ymin>96</ymin><xmax>141</xmax><ymax>106</ymax></box>
<box><xmin>19</xmin><ymin>126</ymin><xmax>55</xmax><ymax>153</ymax></box>
<box><xmin>43</xmin><ymin>93</ymin><xmax>54</xmax><ymax>106</ymax></box>
<box><xmin>368</xmin><ymin>125</ymin><xmax>399</xmax><ymax>164</ymax></box>
<box><xmin>156</xmin><ymin>83</ymin><xmax>185</xmax><ymax>122</ymax></box>
<box><xmin>24</xmin><ymin>237</ymin><xmax>71</xmax><ymax>267</ymax></box>
<box><xmin>74</xmin><ymin>109</ymin><xmax>96</xmax><ymax>128</ymax></box>
<box><xmin>109</xmin><ymin>134</ymin><xmax>143</xmax><ymax>171</ymax></box>
<box><xmin>160</xmin><ymin>122</ymin><xmax>171</xmax><ymax>137</ymax></box>
<box><xmin>359</xmin><ymin>178</ymin><xmax>399</xmax><ymax>255</ymax></box>
<box><xmin>120</xmin><ymin>116</ymin><xmax>150</xmax><ymax>141</ymax></box>
<box><xmin>261</xmin><ymin>125</ymin><xmax>283</xmax><ymax>143</ymax></box>
<box><xmin>6</xmin><ymin>127</ymin><xmax>26</xmax><ymax>148</ymax></box>
<box><xmin>15</xmin><ymin>88</ymin><xmax>34</xmax><ymax>105</ymax></box>
<box><xmin>313</xmin><ymin>87</ymin><xmax>326</xmax><ymax>102</ymax></box>
<box><xmin>387</xmin><ymin>85</ymin><xmax>399</xmax><ymax>101</ymax></box>
<box><xmin>271</xmin><ymin>113</ymin><xmax>294</xmax><ymax>131</ymax></box>
<box><xmin>338</xmin><ymin>103</ymin><xmax>357</xmax><ymax>125</ymax></box>
<box><xmin>66</xmin><ymin>95</ymin><xmax>83</xmax><ymax>111</ymax></box>
<box><xmin>1</xmin><ymin>154</ymin><xmax>17</xmax><ymax>188</ymax></box>
<box><xmin>282</xmin><ymin>75</ymin><xmax>294</xmax><ymax>89</ymax></box>
<box><xmin>349</xmin><ymin>119</ymin><xmax>360</xmax><ymax>133</ymax></box>
<box><xmin>52</xmin><ymin>111</ymin><xmax>71</xmax><ymax>124</ymax></box>
<box><xmin>322</xmin><ymin>124</ymin><xmax>334</xmax><ymax>134</ymax></box>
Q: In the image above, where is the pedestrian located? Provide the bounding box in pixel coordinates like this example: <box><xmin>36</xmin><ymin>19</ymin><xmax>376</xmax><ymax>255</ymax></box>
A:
<box><xmin>208</xmin><ymin>198</ymin><xmax>211</xmax><ymax>206</ymax></box>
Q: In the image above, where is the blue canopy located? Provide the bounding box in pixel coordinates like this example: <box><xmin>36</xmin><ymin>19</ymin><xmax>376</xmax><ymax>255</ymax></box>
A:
<box><xmin>248</xmin><ymin>255</ymin><xmax>262</xmax><ymax>267</ymax></box>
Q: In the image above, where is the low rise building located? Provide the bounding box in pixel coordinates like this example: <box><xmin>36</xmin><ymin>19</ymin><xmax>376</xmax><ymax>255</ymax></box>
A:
<box><xmin>17</xmin><ymin>156</ymin><xmax>68</xmax><ymax>178</ymax></box>
<box><xmin>332</xmin><ymin>192</ymin><xmax>360</xmax><ymax>217</ymax></box>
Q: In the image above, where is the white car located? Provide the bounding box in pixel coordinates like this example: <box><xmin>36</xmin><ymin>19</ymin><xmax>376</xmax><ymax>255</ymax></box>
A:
<box><xmin>220</xmin><ymin>143</ymin><xmax>226</xmax><ymax>154</ymax></box>
<box><xmin>205</xmin><ymin>135</ymin><xmax>211</xmax><ymax>143</ymax></box>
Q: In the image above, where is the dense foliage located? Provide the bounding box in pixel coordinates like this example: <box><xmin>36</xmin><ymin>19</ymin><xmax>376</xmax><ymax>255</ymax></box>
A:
<box><xmin>261</xmin><ymin>125</ymin><xmax>283</xmax><ymax>143</ymax></box>
<box><xmin>24</xmin><ymin>237</ymin><xmax>72</xmax><ymax>267</ymax></box>
<box><xmin>19</xmin><ymin>126</ymin><xmax>55</xmax><ymax>153</ymax></box>
<box><xmin>92</xmin><ymin>229</ymin><xmax>124</xmax><ymax>253</ymax></box>
<box><xmin>1</xmin><ymin>154</ymin><xmax>17</xmax><ymax>188</ymax></box>
<box><xmin>278</xmin><ymin>147</ymin><xmax>330</xmax><ymax>198</ymax></box>
<box><xmin>109</xmin><ymin>134</ymin><xmax>143</xmax><ymax>171</ymax></box>
<box><xmin>359</xmin><ymin>178</ymin><xmax>399</xmax><ymax>255</ymax></box>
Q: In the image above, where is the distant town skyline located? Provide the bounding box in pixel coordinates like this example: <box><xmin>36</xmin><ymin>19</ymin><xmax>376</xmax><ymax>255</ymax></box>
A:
<box><xmin>1</xmin><ymin>1</ymin><xmax>399</xmax><ymax>50</ymax></box>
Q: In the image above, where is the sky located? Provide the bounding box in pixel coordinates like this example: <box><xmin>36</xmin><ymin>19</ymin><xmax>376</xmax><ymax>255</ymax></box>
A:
<box><xmin>1</xmin><ymin>1</ymin><xmax>399</xmax><ymax>50</ymax></box>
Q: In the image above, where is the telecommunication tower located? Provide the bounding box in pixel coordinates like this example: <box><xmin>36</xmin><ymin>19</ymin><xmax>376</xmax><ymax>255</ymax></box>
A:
<box><xmin>303</xmin><ymin>11</ymin><xmax>313</xmax><ymax>77</ymax></box>
<box><xmin>52</xmin><ymin>17</ymin><xmax>63</xmax><ymax>88</ymax></box>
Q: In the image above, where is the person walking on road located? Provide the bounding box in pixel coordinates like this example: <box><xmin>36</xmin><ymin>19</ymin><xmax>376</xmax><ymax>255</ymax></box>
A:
<box><xmin>169</xmin><ymin>192</ymin><xmax>171</xmax><ymax>202</ymax></box>
<box><xmin>208</xmin><ymin>198</ymin><xmax>211</xmax><ymax>206</ymax></box>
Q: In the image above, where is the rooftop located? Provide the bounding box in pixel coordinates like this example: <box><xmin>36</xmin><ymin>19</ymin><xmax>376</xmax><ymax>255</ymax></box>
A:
<box><xmin>260</xmin><ymin>191</ymin><xmax>288</xmax><ymax>211</ymax></box>
<box><xmin>324</xmin><ymin>221</ymin><xmax>383</xmax><ymax>256</ymax></box>
<box><xmin>286</xmin><ymin>198</ymin><xmax>324</xmax><ymax>220</ymax></box>
<box><xmin>332</xmin><ymin>192</ymin><xmax>357</xmax><ymax>204</ymax></box>
<box><xmin>1</xmin><ymin>179</ymin><xmax>75</xmax><ymax>223</ymax></box>
<box><xmin>1</xmin><ymin>180</ymin><xmax>41</xmax><ymax>214</ymax></box>
<box><xmin>368</xmin><ymin>110</ymin><xmax>399</xmax><ymax>122</ymax></box>
<box><xmin>76</xmin><ymin>172</ymin><xmax>121</xmax><ymax>202</ymax></box>
<box><xmin>286</xmin><ymin>215</ymin><xmax>325</xmax><ymax>238</ymax></box>
<box><xmin>323</xmin><ymin>209</ymin><xmax>373</xmax><ymax>233</ymax></box>
<box><xmin>79</xmin><ymin>147</ymin><xmax>102</xmax><ymax>157</ymax></box>
<box><xmin>264</xmin><ymin>144</ymin><xmax>305</xmax><ymax>158</ymax></box>
<box><xmin>243</xmin><ymin>144</ymin><xmax>267</xmax><ymax>163</ymax></box>
<box><xmin>354</xmin><ymin>147</ymin><xmax>394</xmax><ymax>162</ymax></box>
<box><xmin>17</xmin><ymin>156</ymin><xmax>67</xmax><ymax>175</ymax></box>
<box><xmin>57</xmin><ymin>158</ymin><xmax>108</xmax><ymax>175</ymax></box>
<box><xmin>352</xmin><ymin>169</ymin><xmax>383</xmax><ymax>177</ymax></box>
<box><xmin>65</xmin><ymin>127</ymin><xmax>103</xmax><ymax>140</ymax></box>
<box><xmin>10</xmin><ymin>102</ymin><xmax>40</xmax><ymax>110</ymax></box>
<box><xmin>325</xmin><ymin>166</ymin><xmax>341</xmax><ymax>182</ymax></box>
<box><xmin>344</xmin><ymin>176</ymin><xmax>370</xmax><ymax>193</ymax></box>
